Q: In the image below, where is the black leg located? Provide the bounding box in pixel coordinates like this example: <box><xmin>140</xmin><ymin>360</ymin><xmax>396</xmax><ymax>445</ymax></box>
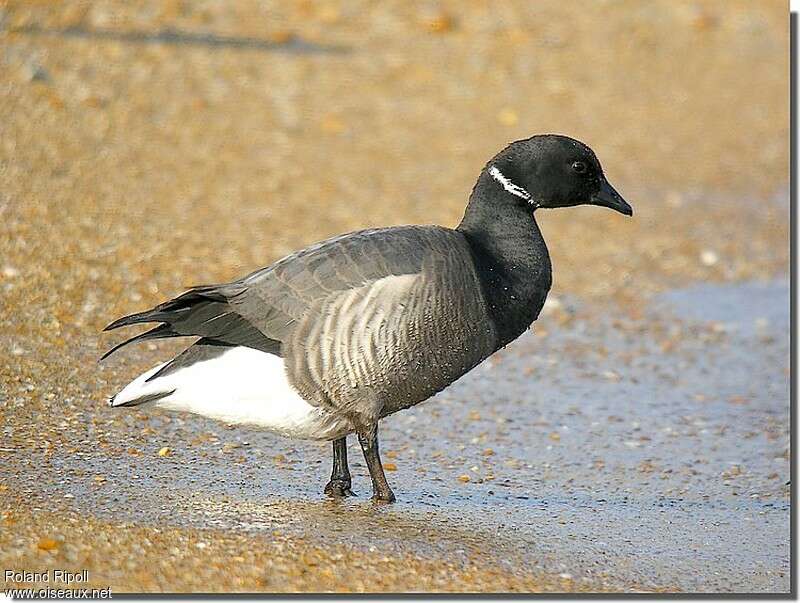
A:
<box><xmin>357</xmin><ymin>424</ymin><xmax>396</xmax><ymax>503</ymax></box>
<box><xmin>324</xmin><ymin>437</ymin><xmax>354</xmax><ymax>497</ymax></box>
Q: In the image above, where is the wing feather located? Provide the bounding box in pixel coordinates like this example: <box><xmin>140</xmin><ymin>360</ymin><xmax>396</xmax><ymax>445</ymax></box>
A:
<box><xmin>103</xmin><ymin>226</ymin><xmax>450</xmax><ymax>359</ymax></box>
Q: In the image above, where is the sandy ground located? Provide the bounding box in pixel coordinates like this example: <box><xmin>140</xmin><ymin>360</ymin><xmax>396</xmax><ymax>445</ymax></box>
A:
<box><xmin>0</xmin><ymin>0</ymin><xmax>790</xmax><ymax>594</ymax></box>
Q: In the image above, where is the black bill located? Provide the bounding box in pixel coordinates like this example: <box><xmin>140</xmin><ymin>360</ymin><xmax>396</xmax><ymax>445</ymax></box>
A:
<box><xmin>591</xmin><ymin>179</ymin><xmax>633</xmax><ymax>216</ymax></box>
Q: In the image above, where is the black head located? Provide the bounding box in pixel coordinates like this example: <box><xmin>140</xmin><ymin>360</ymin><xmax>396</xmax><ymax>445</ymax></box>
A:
<box><xmin>483</xmin><ymin>134</ymin><xmax>632</xmax><ymax>216</ymax></box>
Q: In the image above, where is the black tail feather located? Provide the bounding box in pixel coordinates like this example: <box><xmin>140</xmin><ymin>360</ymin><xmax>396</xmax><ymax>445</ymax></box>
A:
<box><xmin>101</xmin><ymin>282</ymin><xmax>274</xmax><ymax>355</ymax></box>
<box><xmin>110</xmin><ymin>389</ymin><xmax>176</xmax><ymax>408</ymax></box>
<box><xmin>100</xmin><ymin>323</ymin><xmax>178</xmax><ymax>361</ymax></box>
<box><xmin>103</xmin><ymin>285</ymin><xmax>237</xmax><ymax>332</ymax></box>
<box><xmin>104</xmin><ymin>309</ymin><xmax>162</xmax><ymax>331</ymax></box>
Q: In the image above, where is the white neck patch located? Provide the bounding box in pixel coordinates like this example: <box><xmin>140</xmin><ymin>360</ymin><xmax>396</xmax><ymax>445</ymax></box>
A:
<box><xmin>488</xmin><ymin>165</ymin><xmax>537</xmax><ymax>207</ymax></box>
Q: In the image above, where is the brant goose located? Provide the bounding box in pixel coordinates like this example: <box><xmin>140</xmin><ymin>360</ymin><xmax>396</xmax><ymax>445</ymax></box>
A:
<box><xmin>104</xmin><ymin>134</ymin><xmax>632</xmax><ymax>502</ymax></box>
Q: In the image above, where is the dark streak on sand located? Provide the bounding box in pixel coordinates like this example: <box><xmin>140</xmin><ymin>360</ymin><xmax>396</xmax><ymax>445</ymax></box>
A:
<box><xmin>11</xmin><ymin>25</ymin><xmax>350</xmax><ymax>55</ymax></box>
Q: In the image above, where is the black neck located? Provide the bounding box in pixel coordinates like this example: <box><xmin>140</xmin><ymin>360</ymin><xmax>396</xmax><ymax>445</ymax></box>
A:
<box><xmin>457</xmin><ymin>170</ymin><xmax>552</xmax><ymax>348</ymax></box>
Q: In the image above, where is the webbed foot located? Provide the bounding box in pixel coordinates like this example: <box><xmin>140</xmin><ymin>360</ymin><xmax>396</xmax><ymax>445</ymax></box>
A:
<box><xmin>324</xmin><ymin>479</ymin><xmax>355</xmax><ymax>498</ymax></box>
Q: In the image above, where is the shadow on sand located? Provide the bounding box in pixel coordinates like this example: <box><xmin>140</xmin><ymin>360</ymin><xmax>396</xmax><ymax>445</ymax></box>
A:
<box><xmin>12</xmin><ymin>24</ymin><xmax>350</xmax><ymax>55</ymax></box>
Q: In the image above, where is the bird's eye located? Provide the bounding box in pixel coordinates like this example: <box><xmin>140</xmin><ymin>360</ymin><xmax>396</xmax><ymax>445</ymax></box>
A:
<box><xmin>572</xmin><ymin>161</ymin><xmax>587</xmax><ymax>174</ymax></box>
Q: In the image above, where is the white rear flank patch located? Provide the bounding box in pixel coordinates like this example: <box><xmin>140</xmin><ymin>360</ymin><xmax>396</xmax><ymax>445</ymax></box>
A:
<box><xmin>110</xmin><ymin>347</ymin><xmax>352</xmax><ymax>440</ymax></box>
<box><xmin>488</xmin><ymin>165</ymin><xmax>536</xmax><ymax>206</ymax></box>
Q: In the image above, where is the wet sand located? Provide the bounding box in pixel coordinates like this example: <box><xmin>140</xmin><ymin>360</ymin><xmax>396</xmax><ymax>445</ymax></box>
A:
<box><xmin>0</xmin><ymin>0</ymin><xmax>790</xmax><ymax>594</ymax></box>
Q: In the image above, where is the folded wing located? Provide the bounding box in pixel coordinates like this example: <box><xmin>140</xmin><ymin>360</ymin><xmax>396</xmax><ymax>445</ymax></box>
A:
<box><xmin>103</xmin><ymin>226</ymin><xmax>447</xmax><ymax>358</ymax></box>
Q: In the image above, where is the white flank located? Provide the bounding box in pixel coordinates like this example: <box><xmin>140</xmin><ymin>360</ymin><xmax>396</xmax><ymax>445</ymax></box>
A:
<box><xmin>110</xmin><ymin>347</ymin><xmax>352</xmax><ymax>440</ymax></box>
<box><xmin>488</xmin><ymin>165</ymin><xmax>536</xmax><ymax>206</ymax></box>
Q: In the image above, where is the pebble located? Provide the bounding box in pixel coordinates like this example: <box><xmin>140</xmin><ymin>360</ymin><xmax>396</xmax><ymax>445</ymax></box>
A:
<box><xmin>23</xmin><ymin>63</ymin><xmax>49</xmax><ymax>83</ymax></box>
<box><xmin>497</xmin><ymin>109</ymin><xmax>519</xmax><ymax>126</ymax></box>
<box><xmin>424</xmin><ymin>13</ymin><xmax>455</xmax><ymax>33</ymax></box>
<box><xmin>319</xmin><ymin>115</ymin><xmax>346</xmax><ymax>135</ymax></box>
<box><xmin>36</xmin><ymin>537</ymin><xmax>59</xmax><ymax>551</ymax></box>
<box><xmin>700</xmin><ymin>250</ymin><xmax>720</xmax><ymax>266</ymax></box>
